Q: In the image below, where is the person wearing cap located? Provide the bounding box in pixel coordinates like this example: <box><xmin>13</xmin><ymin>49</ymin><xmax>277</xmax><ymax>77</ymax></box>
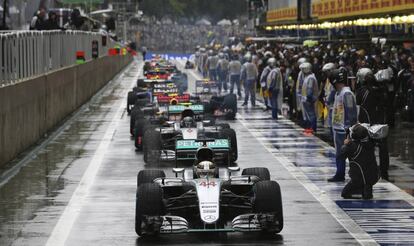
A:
<box><xmin>340</xmin><ymin>123</ymin><xmax>379</xmax><ymax>199</ymax></box>
<box><xmin>321</xmin><ymin>63</ymin><xmax>337</xmax><ymax>133</ymax></box>
<box><xmin>217</xmin><ymin>53</ymin><xmax>229</xmax><ymax>94</ymax></box>
<box><xmin>295</xmin><ymin>58</ymin><xmax>307</xmax><ymax>123</ymax></box>
<box><xmin>267</xmin><ymin>58</ymin><xmax>283</xmax><ymax>119</ymax></box>
<box><xmin>206</xmin><ymin>50</ymin><xmax>219</xmax><ymax>82</ymax></box>
<box><xmin>260</xmin><ymin>57</ymin><xmax>274</xmax><ymax>111</ymax></box>
<box><xmin>228</xmin><ymin>55</ymin><xmax>242</xmax><ymax>99</ymax></box>
<box><xmin>241</xmin><ymin>53</ymin><xmax>258</xmax><ymax>107</ymax></box>
<box><xmin>329</xmin><ymin>68</ymin><xmax>358</xmax><ymax>182</ymax></box>
<box><xmin>300</xmin><ymin>62</ymin><xmax>319</xmax><ymax>133</ymax></box>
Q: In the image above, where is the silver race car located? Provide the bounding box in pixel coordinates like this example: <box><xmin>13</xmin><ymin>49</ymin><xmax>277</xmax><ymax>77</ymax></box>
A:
<box><xmin>135</xmin><ymin>141</ymin><xmax>283</xmax><ymax>237</ymax></box>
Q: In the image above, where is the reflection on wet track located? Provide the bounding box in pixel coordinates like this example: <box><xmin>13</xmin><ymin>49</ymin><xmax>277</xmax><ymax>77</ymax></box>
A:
<box><xmin>0</xmin><ymin>60</ymin><xmax>414</xmax><ymax>246</ymax></box>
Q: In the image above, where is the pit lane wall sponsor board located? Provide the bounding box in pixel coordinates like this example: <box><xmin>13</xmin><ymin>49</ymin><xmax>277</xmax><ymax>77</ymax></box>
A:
<box><xmin>176</xmin><ymin>139</ymin><xmax>229</xmax><ymax>150</ymax></box>
<box><xmin>267</xmin><ymin>0</ymin><xmax>414</xmax><ymax>23</ymax></box>
<box><xmin>145</xmin><ymin>52</ymin><xmax>192</xmax><ymax>61</ymax></box>
<box><xmin>168</xmin><ymin>105</ymin><xmax>204</xmax><ymax>114</ymax></box>
<box><xmin>313</xmin><ymin>0</ymin><xmax>414</xmax><ymax>20</ymax></box>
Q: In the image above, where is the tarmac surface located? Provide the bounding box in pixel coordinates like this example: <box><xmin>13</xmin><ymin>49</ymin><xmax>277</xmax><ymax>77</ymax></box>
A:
<box><xmin>1</xmin><ymin>59</ymin><xmax>414</xmax><ymax>246</ymax></box>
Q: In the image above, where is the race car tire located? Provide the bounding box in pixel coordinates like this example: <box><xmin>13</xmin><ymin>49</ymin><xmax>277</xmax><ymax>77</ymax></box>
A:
<box><xmin>127</xmin><ymin>91</ymin><xmax>137</xmax><ymax>114</ymax></box>
<box><xmin>137</xmin><ymin>169</ymin><xmax>166</xmax><ymax>187</ymax></box>
<box><xmin>143</xmin><ymin>129</ymin><xmax>161</xmax><ymax>165</ymax></box>
<box><xmin>134</xmin><ymin>119</ymin><xmax>150</xmax><ymax>150</ymax></box>
<box><xmin>135</xmin><ymin>98</ymin><xmax>149</xmax><ymax>109</ymax></box>
<box><xmin>130</xmin><ymin>108</ymin><xmax>144</xmax><ymax>136</ymax></box>
<box><xmin>253</xmin><ymin>180</ymin><xmax>283</xmax><ymax>233</ymax></box>
<box><xmin>242</xmin><ymin>167</ymin><xmax>270</xmax><ymax>181</ymax></box>
<box><xmin>137</xmin><ymin>79</ymin><xmax>145</xmax><ymax>88</ymax></box>
<box><xmin>135</xmin><ymin>183</ymin><xmax>164</xmax><ymax>236</ymax></box>
<box><xmin>219</xmin><ymin>128</ymin><xmax>238</xmax><ymax>162</ymax></box>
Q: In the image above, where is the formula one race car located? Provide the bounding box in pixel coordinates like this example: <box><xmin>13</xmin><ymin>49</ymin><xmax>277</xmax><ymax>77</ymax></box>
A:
<box><xmin>193</xmin><ymin>79</ymin><xmax>237</xmax><ymax>120</ymax></box>
<box><xmin>135</xmin><ymin>142</ymin><xmax>283</xmax><ymax>237</ymax></box>
<box><xmin>143</xmin><ymin>105</ymin><xmax>237</xmax><ymax>165</ymax></box>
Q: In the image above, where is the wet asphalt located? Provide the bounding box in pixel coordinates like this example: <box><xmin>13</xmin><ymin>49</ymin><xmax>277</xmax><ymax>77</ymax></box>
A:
<box><xmin>0</xmin><ymin>59</ymin><xmax>412</xmax><ymax>245</ymax></box>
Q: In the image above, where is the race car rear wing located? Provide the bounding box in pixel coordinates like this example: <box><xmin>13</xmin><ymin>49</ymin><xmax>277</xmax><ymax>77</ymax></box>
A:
<box><xmin>168</xmin><ymin>104</ymin><xmax>204</xmax><ymax>115</ymax></box>
<box><xmin>195</xmin><ymin>80</ymin><xmax>219</xmax><ymax>95</ymax></box>
<box><xmin>174</xmin><ymin>139</ymin><xmax>230</xmax><ymax>161</ymax></box>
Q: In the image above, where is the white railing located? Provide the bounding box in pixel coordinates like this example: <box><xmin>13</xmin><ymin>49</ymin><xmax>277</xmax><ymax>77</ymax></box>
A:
<box><xmin>0</xmin><ymin>30</ymin><xmax>117</xmax><ymax>87</ymax></box>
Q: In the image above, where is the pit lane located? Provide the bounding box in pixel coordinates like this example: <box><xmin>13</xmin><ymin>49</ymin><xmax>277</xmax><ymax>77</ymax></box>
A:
<box><xmin>2</xmin><ymin>59</ymin><xmax>412</xmax><ymax>246</ymax></box>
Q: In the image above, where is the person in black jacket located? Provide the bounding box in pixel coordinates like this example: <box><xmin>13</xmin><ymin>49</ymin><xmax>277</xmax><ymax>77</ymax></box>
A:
<box><xmin>340</xmin><ymin>124</ymin><xmax>379</xmax><ymax>199</ymax></box>
<box><xmin>355</xmin><ymin>68</ymin><xmax>390</xmax><ymax>180</ymax></box>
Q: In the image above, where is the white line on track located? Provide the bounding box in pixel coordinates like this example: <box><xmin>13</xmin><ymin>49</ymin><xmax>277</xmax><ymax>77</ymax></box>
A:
<box><xmin>237</xmin><ymin>115</ymin><xmax>378</xmax><ymax>246</ymax></box>
<box><xmin>45</xmin><ymin>62</ymin><xmax>141</xmax><ymax>246</ymax></box>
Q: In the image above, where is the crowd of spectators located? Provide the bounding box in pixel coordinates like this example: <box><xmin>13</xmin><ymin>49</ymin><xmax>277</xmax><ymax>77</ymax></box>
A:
<box><xmin>192</xmin><ymin>39</ymin><xmax>414</xmax><ymax>199</ymax></box>
<box><xmin>137</xmin><ymin>22</ymin><xmax>252</xmax><ymax>53</ymax></box>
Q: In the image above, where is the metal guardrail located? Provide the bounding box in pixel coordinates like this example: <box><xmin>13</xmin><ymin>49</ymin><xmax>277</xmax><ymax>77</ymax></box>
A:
<box><xmin>0</xmin><ymin>30</ymin><xmax>117</xmax><ymax>87</ymax></box>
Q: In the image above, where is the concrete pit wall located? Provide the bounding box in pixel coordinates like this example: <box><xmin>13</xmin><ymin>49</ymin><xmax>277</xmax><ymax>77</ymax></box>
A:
<box><xmin>0</xmin><ymin>55</ymin><xmax>132</xmax><ymax>168</ymax></box>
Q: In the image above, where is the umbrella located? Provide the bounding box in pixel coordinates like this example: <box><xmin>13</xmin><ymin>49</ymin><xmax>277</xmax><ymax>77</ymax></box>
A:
<box><xmin>196</xmin><ymin>19</ymin><xmax>211</xmax><ymax>26</ymax></box>
<box><xmin>217</xmin><ymin>19</ymin><xmax>231</xmax><ymax>26</ymax></box>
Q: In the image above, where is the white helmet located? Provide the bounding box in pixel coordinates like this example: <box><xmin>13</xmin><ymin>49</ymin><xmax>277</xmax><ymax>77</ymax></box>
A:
<box><xmin>299</xmin><ymin>62</ymin><xmax>312</xmax><ymax>74</ymax></box>
<box><xmin>264</xmin><ymin>51</ymin><xmax>273</xmax><ymax>57</ymax></box>
<box><xmin>356</xmin><ymin>68</ymin><xmax>374</xmax><ymax>84</ymax></box>
<box><xmin>196</xmin><ymin>161</ymin><xmax>217</xmax><ymax>178</ymax></box>
<box><xmin>267</xmin><ymin>58</ymin><xmax>277</xmax><ymax>67</ymax></box>
<box><xmin>297</xmin><ymin>57</ymin><xmax>307</xmax><ymax>65</ymax></box>
<box><xmin>322</xmin><ymin>63</ymin><xmax>336</xmax><ymax>73</ymax></box>
<box><xmin>218</xmin><ymin>52</ymin><xmax>224</xmax><ymax>59</ymax></box>
<box><xmin>244</xmin><ymin>53</ymin><xmax>252</xmax><ymax>62</ymax></box>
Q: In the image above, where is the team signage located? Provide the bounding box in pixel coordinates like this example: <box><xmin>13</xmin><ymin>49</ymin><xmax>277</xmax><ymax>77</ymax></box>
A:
<box><xmin>176</xmin><ymin>139</ymin><xmax>229</xmax><ymax>150</ymax></box>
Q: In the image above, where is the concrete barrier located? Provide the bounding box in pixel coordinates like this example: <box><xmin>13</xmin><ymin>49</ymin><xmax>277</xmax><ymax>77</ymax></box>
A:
<box><xmin>0</xmin><ymin>55</ymin><xmax>132</xmax><ymax>167</ymax></box>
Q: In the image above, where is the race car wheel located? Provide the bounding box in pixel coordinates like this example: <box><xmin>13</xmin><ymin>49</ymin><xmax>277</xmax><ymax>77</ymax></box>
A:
<box><xmin>137</xmin><ymin>170</ymin><xmax>166</xmax><ymax>187</ymax></box>
<box><xmin>130</xmin><ymin>108</ymin><xmax>144</xmax><ymax>136</ymax></box>
<box><xmin>143</xmin><ymin>129</ymin><xmax>161</xmax><ymax>165</ymax></box>
<box><xmin>135</xmin><ymin>183</ymin><xmax>164</xmax><ymax>236</ymax></box>
<box><xmin>253</xmin><ymin>180</ymin><xmax>283</xmax><ymax>233</ymax></box>
<box><xmin>127</xmin><ymin>91</ymin><xmax>137</xmax><ymax>114</ymax></box>
<box><xmin>134</xmin><ymin>98</ymin><xmax>149</xmax><ymax>109</ymax></box>
<box><xmin>220</xmin><ymin>128</ymin><xmax>238</xmax><ymax>162</ymax></box>
<box><xmin>242</xmin><ymin>167</ymin><xmax>270</xmax><ymax>181</ymax></box>
<box><xmin>137</xmin><ymin>79</ymin><xmax>145</xmax><ymax>88</ymax></box>
<box><xmin>134</xmin><ymin>119</ymin><xmax>150</xmax><ymax>150</ymax></box>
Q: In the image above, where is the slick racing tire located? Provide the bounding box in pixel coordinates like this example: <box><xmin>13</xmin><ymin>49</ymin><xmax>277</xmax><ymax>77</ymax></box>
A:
<box><xmin>219</xmin><ymin>128</ymin><xmax>238</xmax><ymax>163</ymax></box>
<box><xmin>253</xmin><ymin>180</ymin><xmax>283</xmax><ymax>233</ymax></box>
<box><xmin>127</xmin><ymin>91</ymin><xmax>137</xmax><ymax>114</ymax></box>
<box><xmin>223</xmin><ymin>94</ymin><xmax>237</xmax><ymax>114</ymax></box>
<box><xmin>137</xmin><ymin>79</ymin><xmax>145</xmax><ymax>88</ymax></box>
<box><xmin>137</xmin><ymin>169</ymin><xmax>166</xmax><ymax>187</ymax></box>
<box><xmin>143</xmin><ymin>129</ymin><xmax>161</xmax><ymax>165</ymax></box>
<box><xmin>130</xmin><ymin>108</ymin><xmax>144</xmax><ymax>136</ymax></box>
<box><xmin>135</xmin><ymin>183</ymin><xmax>164</xmax><ymax>236</ymax></box>
<box><xmin>134</xmin><ymin>119</ymin><xmax>150</xmax><ymax>150</ymax></box>
<box><xmin>242</xmin><ymin>167</ymin><xmax>270</xmax><ymax>181</ymax></box>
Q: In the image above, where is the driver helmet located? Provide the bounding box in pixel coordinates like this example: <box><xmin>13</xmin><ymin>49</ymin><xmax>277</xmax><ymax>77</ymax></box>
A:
<box><xmin>196</xmin><ymin>161</ymin><xmax>217</xmax><ymax>178</ymax></box>
<box><xmin>182</xmin><ymin>116</ymin><xmax>195</xmax><ymax>128</ymax></box>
